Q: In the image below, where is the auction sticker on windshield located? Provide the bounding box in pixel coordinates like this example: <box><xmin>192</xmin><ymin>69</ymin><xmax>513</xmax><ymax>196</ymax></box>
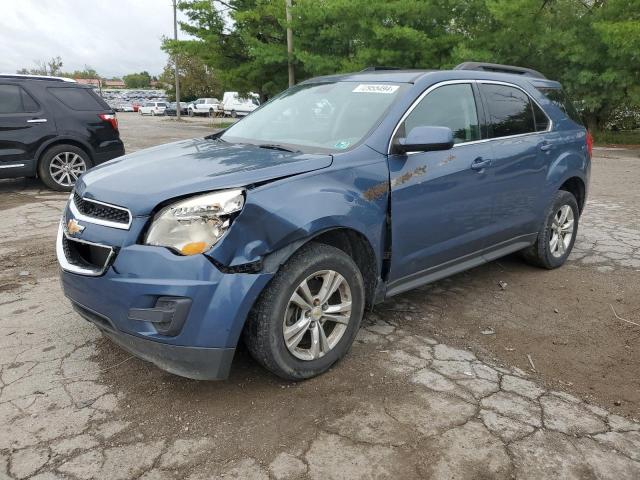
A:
<box><xmin>353</xmin><ymin>84</ymin><xmax>400</xmax><ymax>94</ymax></box>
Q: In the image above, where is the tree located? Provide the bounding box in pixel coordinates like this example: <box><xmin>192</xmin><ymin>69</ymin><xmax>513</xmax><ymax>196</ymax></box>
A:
<box><xmin>123</xmin><ymin>71</ymin><xmax>152</xmax><ymax>89</ymax></box>
<box><xmin>170</xmin><ymin>0</ymin><xmax>640</xmax><ymax>129</ymax></box>
<box><xmin>17</xmin><ymin>56</ymin><xmax>64</xmax><ymax>76</ymax></box>
<box><xmin>159</xmin><ymin>53</ymin><xmax>220</xmax><ymax>101</ymax></box>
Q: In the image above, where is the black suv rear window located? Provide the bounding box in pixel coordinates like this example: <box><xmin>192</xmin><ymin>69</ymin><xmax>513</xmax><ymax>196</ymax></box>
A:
<box><xmin>537</xmin><ymin>87</ymin><xmax>582</xmax><ymax>125</ymax></box>
<box><xmin>48</xmin><ymin>87</ymin><xmax>109</xmax><ymax>111</ymax></box>
<box><xmin>0</xmin><ymin>84</ymin><xmax>39</xmax><ymax>114</ymax></box>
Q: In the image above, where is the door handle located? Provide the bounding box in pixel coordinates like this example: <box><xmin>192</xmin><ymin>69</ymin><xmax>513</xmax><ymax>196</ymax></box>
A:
<box><xmin>470</xmin><ymin>157</ymin><xmax>492</xmax><ymax>171</ymax></box>
<box><xmin>540</xmin><ymin>141</ymin><xmax>552</xmax><ymax>151</ymax></box>
<box><xmin>26</xmin><ymin>118</ymin><xmax>47</xmax><ymax>123</ymax></box>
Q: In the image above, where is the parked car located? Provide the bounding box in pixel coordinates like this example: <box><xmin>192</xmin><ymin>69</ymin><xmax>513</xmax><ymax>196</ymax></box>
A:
<box><xmin>187</xmin><ymin>98</ymin><xmax>221</xmax><ymax>117</ymax></box>
<box><xmin>120</xmin><ymin>103</ymin><xmax>135</xmax><ymax>112</ymax></box>
<box><xmin>0</xmin><ymin>74</ymin><xmax>124</xmax><ymax>191</ymax></box>
<box><xmin>132</xmin><ymin>102</ymin><xmax>141</xmax><ymax>112</ymax></box>
<box><xmin>164</xmin><ymin>102</ymin><xmax>188</xmax><ymax>117</ymax></box>
<box><xmin>57</xmin><ymin>63</ymin><xmax>590</xmax><ymax>381</ymax></box>
<box><xmin>222</xmin><ymin>91</ymin><xmax>260</xmax><ymax>117</ymax></box>
<box><xmin>139</xmin><ymin>102</ymin><xmax>167</xmax><ymax>116</ymax></box>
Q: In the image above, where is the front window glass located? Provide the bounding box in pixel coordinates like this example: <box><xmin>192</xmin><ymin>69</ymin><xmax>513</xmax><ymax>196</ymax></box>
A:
<box><xmin>400</xmin><ymin>83</ymin><xmax>480</xmax><ymax>144</ymax></box>
<box><xmin>221</xmin><ymin>82</ymin><xmax>407</xmax><ymax>153</ymax></box>
<box><xmin>481</xmin><ymin>84</ymin><xmax>536</xmax><ymax>138</ymax></box>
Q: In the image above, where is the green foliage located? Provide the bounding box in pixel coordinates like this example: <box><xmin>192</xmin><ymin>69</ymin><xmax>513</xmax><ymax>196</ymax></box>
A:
<box><xmin>169</xmin><ymin>0</ymin><xmax>639</xmax><ymax>126</ymax></box>
<box><xmin>159</xmin><ymin>52</ymin><xmax>220</xmax><ymax>102</ymax></box>
<box><xmin>17</xmin><ymin>56</ymin><xmax>64</xmax><ymax>76</ymax></box>
<box><xmin>123</xmin><ymin>71</ymin><xmax>152</xmax><ymax>89</ymax></box>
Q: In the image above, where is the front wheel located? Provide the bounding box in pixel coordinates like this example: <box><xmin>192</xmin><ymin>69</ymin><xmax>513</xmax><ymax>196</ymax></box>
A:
<box><xmin>521</xmin><ymin>190</ymin><xmax>579</xmax><ymax>269</ymax></box>
<box><xmin>243</xmin><ymin>243</ymin><xmax>365</xmax><ymax>380</ymax></box>
<box><xmin>188</xmin><ymin>109</ymin><xmax>194</xmax><ymax>117</ymax></box>
<box><xmin>231</xmin><ymin>110</ymin><xmax>237</xmax><ymax>118</ymax></box>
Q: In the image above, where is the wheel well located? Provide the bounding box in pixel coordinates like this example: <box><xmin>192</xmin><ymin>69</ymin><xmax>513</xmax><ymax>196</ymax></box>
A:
<box><xmin>311</xmin><ymin>229</ymin><xmax>379</xmax><ymax>308</ymax></box>
<box><xmin>559</xmin><ymin>177</ymin><xmax>586</xmax><ymax>213</ymax></box>
<box><xmin>38</xmin><ymin>140</ymin><xmax>93</xmax><ymax>168</ymax></box>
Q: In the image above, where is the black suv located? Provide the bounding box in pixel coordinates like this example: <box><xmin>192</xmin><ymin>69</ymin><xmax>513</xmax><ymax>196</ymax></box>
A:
<box><xmin>0</xmin><ymin>74</ymin><xmax>125</xmax><ymax>191</ymax></box>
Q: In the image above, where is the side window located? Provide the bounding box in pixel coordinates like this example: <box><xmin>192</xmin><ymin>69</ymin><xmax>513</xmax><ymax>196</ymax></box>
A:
<box><xmin>0</xmin><ymin>85</ymin><xmax>39</xmax><ymax>114</ymax></box>
<box><xmin>532</xmin><ymin>102</ymin><xmax>549</xmax><ymax>132</ymax></box>
<box><xmin>48</xmin><ymin>87</ymin><xmax>107</xmax><ymax>111</ymax></box>
<box><xmin>481</xmin><ymin>84</ymin><xmax>535</xmax><ymax>138</ymax></box>
<box><xmin>537</xmin><ymin>87</ymin><xmax>583</xmax><ymax>125</ymax></box>
<box><xmin>401</xmin><ymin>83</ymin><xmax>480</xmax><ymax>144</ymax></box>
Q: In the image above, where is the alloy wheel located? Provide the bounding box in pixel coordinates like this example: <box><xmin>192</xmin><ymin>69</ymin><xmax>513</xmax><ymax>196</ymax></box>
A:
<box><xmin>549</xmin><ymin>205</ymin><xmax>575</xmax><ymax>258</ymax></box>
<box><xmin>49</xmin><ymin>152</ymin><xmax>87</xmax><ymax>188</ymax></box>
<box><xmin>283</xmin><ymin>270</ymin><xmax>352</xmax><ymax>361</ymax></box>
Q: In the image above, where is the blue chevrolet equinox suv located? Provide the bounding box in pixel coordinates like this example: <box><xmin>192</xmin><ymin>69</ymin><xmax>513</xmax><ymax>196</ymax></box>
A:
<box><xmin>57</xmin><ymin>62</ymin><xmax>591</xmax><ymax>381</ymax></box>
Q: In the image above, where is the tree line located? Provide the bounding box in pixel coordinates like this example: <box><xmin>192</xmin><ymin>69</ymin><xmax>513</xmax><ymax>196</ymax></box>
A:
<box><xmin>17</xmin><ymin>57</ymin><xmax>159</xmax><ymax>89</ymax></box>
<box><xmin>162</xmin><ymin>0</ymin><xmax>639</xmax><ymax>131</ymax></box>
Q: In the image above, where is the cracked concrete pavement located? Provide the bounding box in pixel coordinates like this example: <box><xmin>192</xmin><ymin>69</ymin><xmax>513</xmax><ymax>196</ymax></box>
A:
<box><xmin>1</xmin><ymin>115</ymin><xmax>639</xmax><ymax>479</ymax></box>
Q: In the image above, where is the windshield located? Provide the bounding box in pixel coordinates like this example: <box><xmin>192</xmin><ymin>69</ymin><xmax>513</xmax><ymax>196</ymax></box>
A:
<box><xmin>221</xmin><ymin>82</ymin><xmax>407</xmax><ymax>153</ymax></box>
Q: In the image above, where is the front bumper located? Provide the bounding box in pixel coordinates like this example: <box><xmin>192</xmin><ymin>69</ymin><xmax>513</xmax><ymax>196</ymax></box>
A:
<box><xmin>57</xmin><ymin>216</ymin><xmax>273</xmax><ymax>380</ymax></box>
<box><xmin>72</xmin><ymin>301</ymin><xmax>235</xmax><ymax>380</ymax></box>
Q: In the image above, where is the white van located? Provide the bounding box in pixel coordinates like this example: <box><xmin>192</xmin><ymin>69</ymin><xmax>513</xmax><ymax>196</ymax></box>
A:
<box><xmin>222</xmin><ymin>92</ymin><xmax>260</xmax><ymax>117</ymax></box>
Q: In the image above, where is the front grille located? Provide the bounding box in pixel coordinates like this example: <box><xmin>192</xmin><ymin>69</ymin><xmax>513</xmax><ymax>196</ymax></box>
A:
<box><xmin>73</xmin><ymin>192</ymin><xmax>131</xmax><ymax>226</ymax></box>
<box><xmin>62</xmin><ymin>234</ymin><xmax>115</xmax><ymax>275</ymax></box>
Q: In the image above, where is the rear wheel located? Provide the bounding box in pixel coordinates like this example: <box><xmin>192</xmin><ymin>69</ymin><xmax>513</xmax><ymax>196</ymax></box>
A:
<box><xmin>231</xmin><ymin>110</ymin><xmax>237</xmax><ymax>118</ymax></box>
<box><xmin>521</xmin><ymin>190</ymin><xmax>579</xmax><ymax>269</ymax></box>
<box><xmin>244</xmin><ymin>243</ymin><xmax>365</xmax><ymax>380</ymax></box>
<box><xmin>38</xmin><ymin>144</ymin><xmax>92</xmax><ymax>191</ymax></box>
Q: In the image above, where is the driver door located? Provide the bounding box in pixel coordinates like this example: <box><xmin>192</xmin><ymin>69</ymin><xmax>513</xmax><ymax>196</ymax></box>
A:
<box><xmin>387</xmin><ymin>82</ymin><xmax>494</xmax><ymax>293</ymax></box>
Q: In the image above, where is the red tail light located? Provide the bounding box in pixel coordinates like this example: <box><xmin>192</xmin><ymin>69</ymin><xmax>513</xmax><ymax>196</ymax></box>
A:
<box><xmin>99</xmin><ymin>113</ymin><xmax>118</xmax><ymax>131</ymax></box>
<box><xmin>586</xmin><ymin>130</ymin><xmax>593</xmax><ymax>159</ymax></box>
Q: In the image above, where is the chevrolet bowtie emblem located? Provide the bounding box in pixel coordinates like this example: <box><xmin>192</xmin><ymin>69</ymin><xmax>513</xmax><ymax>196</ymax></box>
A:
<box><xmin>67</xmin><ymin>218</ymin><xmax>85</xmax><ymax>235</ymax></box>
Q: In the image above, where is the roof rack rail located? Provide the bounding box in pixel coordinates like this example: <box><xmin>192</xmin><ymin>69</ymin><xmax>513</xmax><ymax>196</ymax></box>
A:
<box><xmin>454</xmin><ymin>62</ymin><xmax>546</xmax><ymax>79</ymax></box>
<box><xmin>360</xmin><ymin>66</ymin><xmax>403</xmax><ymax>72</ymax></box>
<box><xmin>0</xmin><ymin>73</ymin><xmax>76</xmax><ymax>83</ymax></box>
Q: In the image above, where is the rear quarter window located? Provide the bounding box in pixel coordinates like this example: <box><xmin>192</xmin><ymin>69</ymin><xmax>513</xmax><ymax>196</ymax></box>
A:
<box><xmin>48</xmin><ymin>87</ymin><xmax>109</xmax><ymax>111</ymax></box>
<box><xmin>537</xmin><ymin>87</ymin><xmax>582</xmax><ymax>125</ymax></box>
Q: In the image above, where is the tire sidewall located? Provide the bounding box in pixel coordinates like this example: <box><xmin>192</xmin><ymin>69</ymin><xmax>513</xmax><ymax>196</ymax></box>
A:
<box><xmin>539</xmin><ymin>191</ymin><xmax>579</xmax><ymax>268</ymax></box>
<box><xmin>260</xmin><ymin>246</ymin><xmax>365</xmax><ymax>379</ymax></box>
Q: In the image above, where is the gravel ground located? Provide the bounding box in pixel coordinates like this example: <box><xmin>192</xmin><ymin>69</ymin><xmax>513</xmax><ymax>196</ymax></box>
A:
<box><xmin>0</xmin><ymin>113</ymin><xmax>639</xmax><ymax>479</ymax></box>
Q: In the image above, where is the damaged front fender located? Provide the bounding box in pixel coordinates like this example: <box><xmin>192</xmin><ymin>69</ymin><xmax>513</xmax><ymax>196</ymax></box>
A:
<box><xmin>207</xmin><ymin>152</ymin><xmax>391</xmax><ymax>276</ymax></box>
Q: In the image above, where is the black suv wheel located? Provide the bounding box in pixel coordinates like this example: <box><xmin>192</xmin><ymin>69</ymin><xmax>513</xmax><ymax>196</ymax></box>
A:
<box><xmin>38</xmin><ymin>144</ymin><xmax>92</xmax><ymax>191</ymax></box>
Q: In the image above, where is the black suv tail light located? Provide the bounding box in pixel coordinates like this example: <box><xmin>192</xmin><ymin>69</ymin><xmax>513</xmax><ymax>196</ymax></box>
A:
<box><xmin>98</xmin><ymin>113</ymin><xmax>118</xmax><ymax>131</ymax></box>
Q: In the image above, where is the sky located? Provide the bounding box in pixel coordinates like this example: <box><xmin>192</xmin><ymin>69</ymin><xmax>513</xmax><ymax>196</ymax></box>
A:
<box><xmin>0</xmin><ymin>0</ymin><xmax>191</xmax><ymax>78</ymax></box>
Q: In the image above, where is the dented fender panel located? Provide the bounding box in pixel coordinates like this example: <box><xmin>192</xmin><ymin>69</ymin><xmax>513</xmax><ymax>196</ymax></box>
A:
<box><xmin>208</xmin><ymin>147</ymin><xmax>391</xmax><ymax>274</ymax></box>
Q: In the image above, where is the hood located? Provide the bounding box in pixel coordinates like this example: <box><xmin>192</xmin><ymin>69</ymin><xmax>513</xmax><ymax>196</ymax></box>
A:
<box><xmin>77</xmin><ymin>138</ymin><xmax>333</xmax><ymax>215</ymax></box>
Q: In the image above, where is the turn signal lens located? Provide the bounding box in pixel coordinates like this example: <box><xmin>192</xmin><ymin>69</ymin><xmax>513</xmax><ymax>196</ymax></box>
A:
<box><xmin>180</xmin><ymin>242</ymin><xmax>208</xmax><ymax>256</ymax></box>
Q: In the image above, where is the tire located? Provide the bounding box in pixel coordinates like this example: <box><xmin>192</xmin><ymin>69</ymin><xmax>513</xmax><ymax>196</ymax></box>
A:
<box><xmin>521</xmin><ymin>190</ymin><xmax>579</xmax><ymax>269</ymax></box>
<box><xmin>38</xmin><ymin>144</ymin><xmax>92</xmax><ymax>191</ymax></box>
<box><xmin>151</xmin><ymin>110</ymin><xmax>155</xmax><ymax>116</ymax></box>
<box><xmin>209</xmin><ymin>108</ymin><xmax>215</xmax><ymax>117</ymax></box>
<box><xmin>188</xmin><ymin>109</ymin><xmax>194</xmax><ymax>117</ymax></box>
<box><xmin>231</xmin><ymin>110</ymin><xmax>237</xmax><ymax>118</ymax></box>
<box><xmin>243</xmin><ymin>242</ymin><xmax>365</xmax><ymax>380</ymax></box>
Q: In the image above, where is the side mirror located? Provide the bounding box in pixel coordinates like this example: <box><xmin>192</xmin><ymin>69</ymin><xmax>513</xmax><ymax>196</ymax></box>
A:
<box><xmin>396</xmin><ymin>126</ymin><xmax>454</xmax><ymax>154</ymax></box>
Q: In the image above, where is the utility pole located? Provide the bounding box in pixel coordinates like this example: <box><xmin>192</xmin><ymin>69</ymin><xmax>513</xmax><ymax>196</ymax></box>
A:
<box><xmin>172</xmin><ymin>0</ymin><xmax>181</xmax><ymax>119</ymax></box>
<box><xmin>285</xmin><ymin>0</ymin><xmax>294</xmax><ymax>87</ymax></box>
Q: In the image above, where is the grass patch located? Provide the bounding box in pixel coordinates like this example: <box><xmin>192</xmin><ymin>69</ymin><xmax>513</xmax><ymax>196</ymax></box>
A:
<box><xmin>592</xmin><ymin>130</ymin><xmax>640</xmax><ymax>146</ymax></box>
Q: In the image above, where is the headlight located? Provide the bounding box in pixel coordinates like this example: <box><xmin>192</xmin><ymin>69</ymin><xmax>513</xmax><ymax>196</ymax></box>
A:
<box><xmin>144</xmin><ymin>189</ymin><xmax>244</xmax><ymax>255</ymax></box>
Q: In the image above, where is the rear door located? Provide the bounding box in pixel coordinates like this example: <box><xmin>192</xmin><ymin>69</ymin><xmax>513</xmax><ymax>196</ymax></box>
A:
<box><xmin>387</xmin><ymin>82</ymin><xmax>494</xmax><ymax>292</ymax></box>
<box><xmin>477</xmin><ymin>81</ymin><xmax>553</xmax><ymax>255</ymax></box>
<box><xmin>0</xmin><ymin>82</ymin><xmax>56</xmax><ymax>171</ymax></box>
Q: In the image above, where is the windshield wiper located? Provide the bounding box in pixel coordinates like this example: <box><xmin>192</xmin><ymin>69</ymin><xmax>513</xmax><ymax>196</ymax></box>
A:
<box><xmin>257</xmin><ymin>143</ymin><xmax>300</xmax><ymax>153</ymax></box>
